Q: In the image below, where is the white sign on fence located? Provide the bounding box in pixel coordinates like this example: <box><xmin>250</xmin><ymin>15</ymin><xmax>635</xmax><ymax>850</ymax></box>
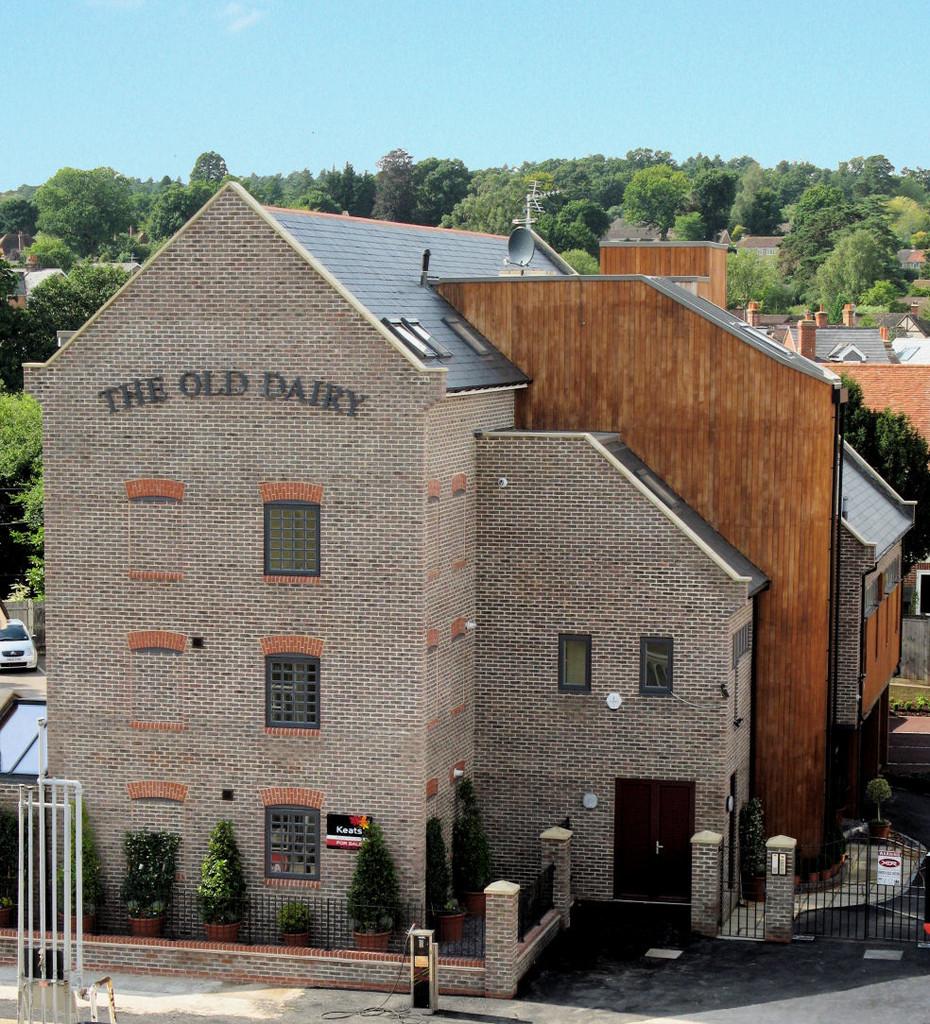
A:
<box><xmin>876</xmin><ymin>848</ymin><xmax>903</xmax><ymax>886</ymax></box>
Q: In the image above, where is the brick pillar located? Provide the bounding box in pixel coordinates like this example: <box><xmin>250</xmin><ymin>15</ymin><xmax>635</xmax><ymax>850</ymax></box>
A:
<box><xmin>690</xmin><ymin>830</ymin><xmax>722</xmax><ymax>937</ymax></box>
<box><xmin>797</xmin><ymin>317</ymin><xmax>817</xmax><ymax>360</ymax></box>
<box><xmin>763</xmin><ymin>835</ymin><xmax>797</xmax><ymax>943</ymax></box>
<box><xmin>540</xmin><ymin>826</ymin><xmax>572</xmax><ymax>928</ymax></box>
<box><xmin>483</xmin><ymin>880</ymin><xmax>520</xmax><ymax>999</ymax></box>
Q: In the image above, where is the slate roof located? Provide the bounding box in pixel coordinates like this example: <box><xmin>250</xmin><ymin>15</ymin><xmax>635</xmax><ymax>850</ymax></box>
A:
<box><xmin>603</xmin><ymin>218</ymin><xmax>663</xmax><ymax>242</ymax></box>
<box><xmin>842</xmin><ymin>442</ymin><xmax>914</xmax><ymax>559</ymax></box>
<box><xmin>265</xmin><ymin>208</ymin><xmax>568</xmax><ymax>391</ymax></box>
<box><xmin>816</xmin><ymin>328</ymin><xmax>893</xmax><ymax>363</ymax></box>
<box><xmin>601</xmin><ymin>436</ymin><xmax>768</xmax><ymax>595</ymax></box>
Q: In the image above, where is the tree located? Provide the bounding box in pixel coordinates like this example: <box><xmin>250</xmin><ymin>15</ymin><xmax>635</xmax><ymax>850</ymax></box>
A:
<box><xmin>451</xmin><ymin>778</ymin><xmax>491</xmax><ymax>896</ymax></box>
<box><xmin>842</xmin><ymin>375</ymin><xmax>930</xmax><ymax>570</ymax></box>
<box><xmin>425</xmin><ymin>817</ymin><xmax>450</xmax><ymax>912</ymax></box>
<box><xmin>778</xmin><ymin>184</ymin><xmax>853</xmax><ymax>289</ymax></box>
<box><xmin>443</xmin><ymin>168</ymin><xmax>528</xmax><ymax>235</ymax></box>
<box><xmin>622</xmin><ymin>165</ymin><xmax>690</xmax><ymax>240</ymax></box>
<box><xmin>23</xmin><ymin>234</ymin><xmax>76</xmax><ymax>271</ymax></box>
<box><xmin>559</xmin><ymin>248</ymin><xmax>599</xmax><ymax>274</ymax></box>
<box><xmin>295</xmin><ymin>189</ymin><xmax>340</xmax><ymax>213</ymax></box>
<box><xmin>147</xmin><ymin>182</ymin><xmax>215</xmax><ymax>240</ymax></box>
<box><xmin>691</xmin><ymin>168</ymin><xmax>737</xmax><ymax>239</ymax></box>
<box><xmin>372</xmin><ymin>148</ymin><xmax>415</xmax><ymax>222</ymax></box>
<box><xmin>887</xmin><ymin>196</ymin><xmax>930</xmax><ymax>245</ymax></box>
<box><xmin>816</xmin><ymin>228</ymin><xmax>899</xmax><ymax>308</ymax></box>
<box><xmin>190</xmin><ymin>151</ymin><xmax>229</xmax><ymax>185</ymax></box>
<box><xmin>0</xmin><ymin>197</ymin><xmax>38</xmax><ymax>236</ymax></box>
<box><xmin>834</xmin><ymin>155</ymin><xmax>896</xmax><ymax>199</ymax></box>
<box><xmin>317</xmin><ymin>163</ymin><xmax>376</xmax><ymax>217</ymax></box>
<box><xmin>742</xmin><ymin>187</ymin><xmax>782</xmax><ymax>235</ymax></box>
<box><xmin>196</xmin><ymin>820</ymin><xmax>247</xmax><ymax>924</ymax></box>
<box><xmin>727</xmin><ymin>250</ymin><xmax>778</xmax><ymax>308</ymax></box>
<box><xmin>859</xmin><ymin>280</ymin><xmax>901</xmax><ymax>308</ymax></box>
<box><xmin>35</xmin><ymin>167</ymin><xmax>133</xmax><ymax>256</ymax></box>
<box><xmin>346</xmin><ymin>821</ymin><xmax>400</xmax><ymax>933</ymax></box>
<box><xmin>674</xmin><ymin>212</ymin><xmax>706</xmax><ymax>240</ymax></box>
<box><xmin>537</xmin><ymin>199</ymin><xmax>609</xmax><ymax>256</ymax></box>
<box><xmin>411</xmin><ymin>157</ymin><xmax>471</xmax><ymax>226</ymax></box>
<box><xmin>0</xmin><ymin>391</ymin><xmax>43</xmax><ymax>599</ymax></box>
<box><xmin>0</xmin><ymin>261</ymin><xmax>41</xmax><ymax>392</ymax></box>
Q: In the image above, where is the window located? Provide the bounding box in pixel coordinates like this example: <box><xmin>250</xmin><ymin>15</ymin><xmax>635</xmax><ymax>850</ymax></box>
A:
<box><xmin>264</xmin><ymin>502</ymin><xmax>320</xmax><ymax>576</ymax></box>
<box><xmin>266</xmin><ymin>655</ymin><xmax>320</xmax><ymax>729</ymax></box>
<box><xmin>0</xmin><ymin>700</ymin><xmax>44</xmax><ymax>779</ymax></box>
<box><xmin>558</xmin><ymin>634</ymin><xmax>591</xmax><ymax>692</ymax></box>
<box><xmin>442</xmin><ymin>316</ymin><xmax>491</xmax><ymax>355</ymax></box>
<box><xmin>640</xmin><ymin>637</ymin><xmax>673</xmax><ymax>694</ymax></box>
<box><xmin>265</xmin><ymin>807</ymin><xmax>320</xmax><ymax>879</ymax></box>
<box><xmin>732</xmin><ymin>622</ymin><xmax>751</xmax><ymax>668</ymax></box>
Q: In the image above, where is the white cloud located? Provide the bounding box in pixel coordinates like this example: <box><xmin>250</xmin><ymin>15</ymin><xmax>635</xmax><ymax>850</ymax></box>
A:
<box><xmin>222</xmin><ymin>2</ymin><xmax>263</xmax><ymax>32</ymax></box>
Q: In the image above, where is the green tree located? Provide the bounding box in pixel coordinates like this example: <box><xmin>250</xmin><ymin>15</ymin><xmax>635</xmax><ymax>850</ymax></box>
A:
<box><xmin>727</xmin><ymin>250</ymin><xmax>779</xmax><ymax>308</ymax></box>
<box><xmin>559</xmin><ymin>248</ymin><xmax>599</xmax><ymax>274</ymax></box>
<box><xmin>425</xmin><ymin>817</ymin><xmax>450</xmax><ymax>912</ymax></box>
<box><xmin>537</xmin><ymin>199</ymin><xmax>609</xmax><ymax>256</ymax></box>
<box><xmin>674</xmin><ymin>212</ymin><xmax>706</xmax><ymax>240</ymax></box>
<box><xmin>834</xmin><ymin>155</ymin><xmax>896</xmax><ymax>199</ymax></box>
<box><xmin>778</xmin><ymin>184</ymin><xmax>853</xmax><ymax>290</ymax></box>
<box><xmin>622</xmin><ymin>165</ymin><xmax>690</xmax><ymax>240</ymax></box>
<box><xmin>317</xmin><ymin>163</ymin><xmax>376</xmax><ymax>217</ymax></box>
<box><xmin>859</xmin><ymin>279</ymin><xmax>901</xmax><ymax>308</ymax></box>
<box><xmin>35</xmin><ymin>167</ymin><xmax>133</xmax><ymax>256</ymax></box>
<box><xmin>0</xmin><ymin>261</ymin><xmax>41</xmax><ymax>392</ymax></box>
<box><xmin>190</xmin><ymin>151</ymin><xmax>229</xmax><ymax>184</ymax></box>
<box><xmin>443</xmin><ymin>168</ymin><xmax>528</xmax><ymax>235</ymax></box>
<box><xmin>691</xmin><ymin>168</ymin><xmax>737</xmax><ymax>239</ymax></box>
<box><xmin>23</xmin><ymin>234</ymin><xmax>76</xmax><ymax>271</ymax></box>
<box><xmin>295</xmin><ymin>189</ymin><xmax>340</xmax><ymax>213</ymax></box>
<box><xmin>147</xmin><ymin>182</ymin><xmax>215</xmax><ymax>240</ymax></box>
<box><xmin>411</xmin><ymin>157</ymin><xmax>471</xmax><ymax>226</ymax></box>
<box><xmin>887</xmin><ymin>196</ymin><xmax>930</xmax><ymax>245</ymax></box>
<box><xmin>372</xmin><ymin>148</ymin><xmax>416</xmax><ymax>222</ymax></box>
<box><xmin>0</xmin><ymin>391</ymin><xmax>43</xmax><ymax>599</ymax></box>
<box><xmin>451</xmin><ymin>778</ymin><xmax>491</xmax><ymax>895</ymax></box>
<box><xmin>346</xmin><ymin>822</ymin><xmax>400</xmax><ymax>933</ymax></box>
<box><xmin>843</xmin><ymin>375</ymin><xmax>930</xmax><ymax>571</ymax></box>
<box><xmin>741</xmin><ymin>187</ymin><xmax>782</xmax><ymax>235</ymax></box>
<box><xmin>0</xmin><ymin>197</ymin><xmax>38</xmax><ymax>236</ymax></box>
<box><xmin>816</xmin><ymin>228</ymin><xmax>898</xmax><ymax>308</ymax></box>
<box><xmin>196</xmin><ymin>820</ymin><xmax>247</xmax><ymax>924</ymax></box>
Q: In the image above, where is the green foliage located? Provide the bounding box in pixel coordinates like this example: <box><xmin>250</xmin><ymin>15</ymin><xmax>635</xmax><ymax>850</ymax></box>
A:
<box><xmin>452</xmin><ymin>778</ymin><xmax>491</xmax><ymax>894</ymax></box>
<box><xmin>372</xmin><ymin>148</ymin><xmax>416</xmax><ymax>223</ymax></box>
<box><xmin>842</xmin><ymin>375</ymin><xmax>930</xmax><ymax>571</ymax></box>
<box><xmin>411</xmin><ymin>157</ymin><xmax>471</xmax><ymax>226</ymax></box>
<box><xmin>346</xmin><ymin>821</ymin><xmax>399</xmax><ymax>933</ymax></box>
<box><xmin>727</xmin><ymin>250</ymin><xmax>780</xmax><ymax>308</ymax></box>
<box><xmin>911</xmin><ymin>230</ymin><xmax>930</xmax><ymax>250</ymax></box>
<box><xmin>674</xmin><ymin>211</ymin><xmax>706</xmax><ymax>241</ymax></box>
<box><xmin>859</xmin><ymin>279</ymin><xmax>901</xmax><ymax>308</ymax></box>
<box><xmin>120</xmin><ymin>830</ymin><xmax>180</xmax><ymax>918</ymax></box>
<box><xmin>742</xmin><ymin>187</ymin><xmax>783</xmax><ymax>236</ymax></box>
<box><xmin>57</xmin><ymin>801</ymin><xmax>104</xmax><ymax>912</ymax></box>
<box><xmin>0</xmin><ymin>391</ymin><xmax>43</xmax><ymax>598</ymax></box>
<box><xmin>0</xmin><ymin>198</ymin><xmax>38</xmax><ymax>236</ymax></box>
<box><xmin>690</xmin><ymin>168</ymin><xmax>737</xmax><ymax>239</ymax></box>
<box><xmin>317</xmin><ymin>163</ymin><xmax>376</xmax><ymax>217</ymax></box>
<box><xmin>779</xmin><ymin>184</ymin><xmax>853</xmax><ymax>290</ymax></box>
<box><xmin>443</xmin><ymin>168</ymin><xmax>529</xmax><ymax>235</ymax></box>
<box><xmin>622</xmin><ymin>165</ymin><xmax>690</xmax><ymax>240</ymax></box>
<box><xmin>865</xmin><ymin>776</ymin><xmax>892</xmax><ymax>823</ymax></box>
<box><xmin>35</xmin><ymin>167</ymin><xmax>133</xmax><ymax>256</ymax></box>
<box><xmin>276</xmin><ymin>901</ymin><xmax>310</xmax><ymax>933</ymax></box>
<box><xmin>96</xmin><ymin>232</ymin><xmax>152</xmax><ymax>264</ymax></box>
<box><xmin>0</xmin><ymin>808</ymin><xmax>17</xmax><ymax>881</ymax></box>
<box><xmin>560</xmin><ymin>248</ymin><xmax>599</xmax><ymax>274</ymax></box>
<box><xmin>196</xmin><ymin>820</ymin><xmax>247</xmax><ymax>924</ymax></box>
<box><xmin>295</xmin><ymin>189</ymin><xmax>340</xmax><ymax>213</ymax></box>
<box><xmin>537</xmin><ymin>199</ymin><xmax>609</xmax><ymax>256</ymax></box>
<box><xmin>816</xmin><ymin>228</ymin><xmax>900</xmax><ymax>307</ymax></box>
<box><xmin>147</xmin><ymin>182</ymin><xmax>215</xmax><ymax>240</ymax></box>
<box><xmin>425</xmin><ymin>817</ymin><xmax>450</xmax><ymax>912</ymax></box>
<box><xmin>23</xmin><ymin>234</ymin><xmax>75</xmax><ymax>271</ymax></box>
<box><xmin>190</xmin><ymin>151</ymin><xmax>229</xmax><ymax>185</ymax></box>
<box><xmin>887</xmin><ymin>196</ymin><xmax>930</xmax><ymax>245</ymax></box>
<box><xmin>738</xmin><ymin>797</ymin><xmax>766</xmax><ymax>877</ymax></box>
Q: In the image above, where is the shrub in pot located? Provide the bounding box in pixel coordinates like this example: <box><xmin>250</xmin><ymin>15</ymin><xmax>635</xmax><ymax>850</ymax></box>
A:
<box><xmin>57</xmin><ymin>800</ymin><xmax>104</xmax><ymax>933</ymax></box>
<box><xmin>277</xmin><ymin>901</ymin><xmax>311</xmax><ymax>946</ymax></box>
<box><xmin>738</xmin><ymin>797</ymin><xmax>766</xmax><ymax>902</ymax></box>
<box><xmin>426</xmin><ymin>817</ymin><xmax>464</xmax><ymax>943</ymax></box>
<box><xmin>120</xmin><ymin>829</ymin><xmax>180</xmax><ymax>937</ymax></box>
<box><xmin>452</xmin><ymin>779</ymin><xmax>491</xmax><ymax>916</ymax></box>
<box><xmin>866</xmin><ymin>776</ymin><xmax>892</xmax><ymax>839</ymax></box>
<box><xmin>0</xmin><ymin>808</ymin><xmax>16</xmax><ymax>924</ymax></box>
<box><xmin>347</xmin><ymin>821</ymin><xmax>399</xmax><ymax>952</ymax></box>
<box><xmin>197</xmin><ymin>820</ymin><xmax>247</xmax><ymax>942</ymax></box>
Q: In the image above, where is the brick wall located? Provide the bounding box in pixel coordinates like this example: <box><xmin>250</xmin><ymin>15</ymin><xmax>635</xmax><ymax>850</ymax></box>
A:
<box><xmin>835</xmin><ymin>526</ymin><xmax>874</xmax><ymax>727</ymax></box>
<box><xmin>473</xmin><ymin>433</ymin><xmax>753</xmax><ymax>897</ymax></box>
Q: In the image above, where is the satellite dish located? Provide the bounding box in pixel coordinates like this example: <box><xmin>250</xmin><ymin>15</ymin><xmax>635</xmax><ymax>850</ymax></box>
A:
<box><xmin>507</xmin><ymin>226</ymin><xmax>536</xmax><ymax>268</ymax></box>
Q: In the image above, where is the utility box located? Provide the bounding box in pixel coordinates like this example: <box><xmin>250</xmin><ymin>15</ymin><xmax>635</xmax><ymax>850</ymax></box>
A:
<box><xmin>409</xmin><ymin>928</ymin><xmax>438</xmax><ymax>1014</ymax></box>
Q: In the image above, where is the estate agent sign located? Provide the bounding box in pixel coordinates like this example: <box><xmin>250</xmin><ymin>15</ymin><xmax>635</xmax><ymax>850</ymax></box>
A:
<box><xmin>326</xmin><ymin>814</ymin><xmax>372</xmax><ymax>849</ymax></box>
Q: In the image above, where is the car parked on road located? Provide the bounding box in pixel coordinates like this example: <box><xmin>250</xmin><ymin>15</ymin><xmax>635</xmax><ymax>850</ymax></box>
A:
<box><xmin>0</xmin><ymin>619</ymin><xmax>38</xmax><ymax>671</ymax></box>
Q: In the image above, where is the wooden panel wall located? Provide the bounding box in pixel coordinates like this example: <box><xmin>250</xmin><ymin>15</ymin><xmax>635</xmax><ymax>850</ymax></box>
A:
<box><xmin>600</xmin><ymin>244</ymin><xmax>728</xmax><ymax>309</ymax></box>
<box><xmin>862</xmin><ymin>583</ymin><xmax>902</xmax><ymax>717</ymax></box>
<box><xmin>438</xmin><ymin>277</ymin><xmax>837</xmax><ymax>851</ymax></box>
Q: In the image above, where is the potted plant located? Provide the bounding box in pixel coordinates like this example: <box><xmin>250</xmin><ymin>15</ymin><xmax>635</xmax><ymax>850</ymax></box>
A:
<box><xmin>452</xmin><ymin>779</ymin><xmax>491</xmax><ymax>917</ymax></box>
<box><xmin>866</xmin><ymin>776</ymin><xmax>892</xmax><ymax>839</ymax></box>
<box><xmin>120</xmin><ymin>829</ymin><xmax>180</xmax><ymax>937</ymax></box>
<box><xmin>277</xmin><ymin>902</ymin><xmax>311</xmax><ymax>947</ymax></box>
<box><xmin>0</xmin><ymin>808</ymin><xmax>17</xmax><ymax>925</ymax></box>
<box><xmin>57</xmin><ymin>800</ymin><xmax>104</xmax><ymax>933</ymax></box>
<box><xmin>197</xmin><ymin>820</ymin><xmax>247</xmax><ymax>942</ymax></box>
<box><xmin>426</xmin><ymin>817</ymin><xmax>465</xmax><ymax>943</ymax></box>
<box><xmin>738</xmin><ymin>797</ymin><xmax>766</xmax><ymax>902</ymax></box>
<box><xmin>347</xmin><ymin>821</ymin><xmax>399</xmax><ymax>952</ymax></box>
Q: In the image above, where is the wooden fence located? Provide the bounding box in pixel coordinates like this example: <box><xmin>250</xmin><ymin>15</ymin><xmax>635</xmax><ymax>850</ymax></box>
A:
<box><xmin>900</xmin><ymin>616</ymin><xmax>930</xmax><ymax>681</ymax></box>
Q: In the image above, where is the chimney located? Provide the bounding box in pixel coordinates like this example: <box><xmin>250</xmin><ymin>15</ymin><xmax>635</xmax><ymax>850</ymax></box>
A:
<box><xmin>25</xmin><ymin>253</ymin><xmax>38</xmax><ymax>269</ymax></box>
<box><xmin>842</xmin><ymin>303</ymin><xmax>856</xmax><ymax>328</ymax></box>
<box><xmin>815</xmin><ymin>306</ymin><xmax>828</xmax><ymax>328</ymax></box>
<box><xmin>797</xmin><ymin>317</ymin><xmax>817</xmax><ymax>360</ymax></box>
<box><xmin>746</xmin><ymin>300</ymin><xmax>760</xmax><ymax>328</ymax></box>
<box><xmin>911</xmin><ymin>302</ymin><xmax>921</xmax><ymax>318</ymax></box>
<box><xmin>880</xmin><ymin>326</ymin><xmax>889</xmax><ymax>342</ymax></box>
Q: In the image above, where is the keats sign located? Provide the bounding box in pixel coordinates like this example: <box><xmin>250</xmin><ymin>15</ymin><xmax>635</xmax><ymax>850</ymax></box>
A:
<box><xmin>326</xmin><ymin>814</ymin><xmax>372</xmax><ymax>850</ymax></box>
<box><xmin>98</xmin><ymin>370</ymin><xmax>368</xmax><ymax>417</ymax></box>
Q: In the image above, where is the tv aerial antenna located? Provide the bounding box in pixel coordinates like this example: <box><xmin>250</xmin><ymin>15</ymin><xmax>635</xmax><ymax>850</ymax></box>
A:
<box><xmin>505</xmin><ymin>181</ymin><xmax>557</xmax><ymax>272</ymax></box>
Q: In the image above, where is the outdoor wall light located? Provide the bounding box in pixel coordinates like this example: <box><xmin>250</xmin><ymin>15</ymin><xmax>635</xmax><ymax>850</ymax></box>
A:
<box><xmin>582</xmin><ymin>792</ymin><xmax>598</xmax><ymax>810</ymax></box>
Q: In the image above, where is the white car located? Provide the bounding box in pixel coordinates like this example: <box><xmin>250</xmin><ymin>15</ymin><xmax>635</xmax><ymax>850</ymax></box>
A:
<box><xmin>0</xmin><ymin>620</ymin><xmax>38</xmax><ymax>671</ymax></box>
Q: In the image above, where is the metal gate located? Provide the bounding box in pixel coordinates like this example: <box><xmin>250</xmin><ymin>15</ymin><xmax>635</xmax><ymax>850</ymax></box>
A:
<box><xmin>718</xmin><ymin>837</ymin><xmax>766</xmax><ymax>940</ymax></box>
<box><xmin>794</xmin><ymin>830</ymin><xmax>928</xmax><ymax>944</ymax></box>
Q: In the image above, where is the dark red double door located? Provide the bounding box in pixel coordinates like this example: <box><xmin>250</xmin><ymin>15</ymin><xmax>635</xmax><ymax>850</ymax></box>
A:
<box><xmin>614</xmin><ymin>778</ymin><xmax>694</xmax><ymax>902</ymax></box>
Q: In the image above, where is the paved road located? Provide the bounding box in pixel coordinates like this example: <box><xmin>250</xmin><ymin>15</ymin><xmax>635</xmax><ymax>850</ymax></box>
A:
<box><xmin>890</xmin><ymin>714</ymin><xmax>930</xmax><ymax>767</ymax></box>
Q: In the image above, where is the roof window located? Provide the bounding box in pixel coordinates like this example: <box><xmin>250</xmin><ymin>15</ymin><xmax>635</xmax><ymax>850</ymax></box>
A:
<box><xmin>382</xmin><ymin>318</ymin><xmax>451</xmax><ymax>360</ymax></box>
<box><xmin>443</xmin><ymin>317</ymin><xmax>491</xmax><ymax>356</ymax></box>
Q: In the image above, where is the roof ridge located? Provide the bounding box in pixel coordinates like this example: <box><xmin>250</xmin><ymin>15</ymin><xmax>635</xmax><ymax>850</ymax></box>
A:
<box><xmin>264</xmin><ymin>205</ymin><xmax>508</xmax><ymax>240</ymax></box>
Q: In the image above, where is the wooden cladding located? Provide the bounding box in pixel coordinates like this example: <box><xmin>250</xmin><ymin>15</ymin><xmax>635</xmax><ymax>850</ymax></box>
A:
<box><xmin>862</xmin><ymin>584</ymin><xmax>902</xmax><ymax>717</ymax></box>
<box><xmin>599</xmin><ymin>243</ymin><xmax>728</xmax><ymax>309</ymax></box>
<box><xmin>438</xmin><ymin>276</ymin><xmax>838</xmax><ymax>850</ymax></box>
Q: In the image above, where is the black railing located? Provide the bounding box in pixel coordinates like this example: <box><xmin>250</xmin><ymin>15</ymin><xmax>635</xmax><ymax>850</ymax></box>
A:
<box><xmin>518</xmin><ymin>863</ymin><xmax>554</xmax><ymax>941</ymax></box>
<box><xmin>93</xmin><ymin>887</ymin><xmax>485</xmax><ymax>958</ymax></box>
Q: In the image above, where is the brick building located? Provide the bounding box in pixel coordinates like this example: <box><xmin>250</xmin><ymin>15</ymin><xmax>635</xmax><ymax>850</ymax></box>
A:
<box><xmin>24</xmin><ymin>183</ymin><xmax>912</xmax><ymax>923</ymax></box>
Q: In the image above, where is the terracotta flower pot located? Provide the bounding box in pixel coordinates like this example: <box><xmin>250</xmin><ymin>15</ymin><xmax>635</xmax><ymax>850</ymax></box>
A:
<box><xmin>869</xmin><ymin>821</ymin><xmax>891</xmax><ymax>840</ymax></box>
<box><xmin>0</xmin><ymin>906</ymin><xmax>12</xmax><ymax>928</ymax></box>
<box><xmin>353</xmin><ymin>929</ymin><xmax>391</xmax><ymax>952</ymax></box>
<box><xmin>281</xmin><ymin>931</ymin><xmax>309</xmax><ymax>947</ymax></box>
<box><xmin>128</xmin><ymin>915</ymin><xmax>164</xmax><ymax>938</ymax></box>
<box><xmin>462</xmin><ymin>891</ymin><xmax>486</xmax><ymax>917</ymax></box>
<box><xmin>204</xmin><ymin>921</ymin><xmax>241</xmax><ymax>943</ymax></box>
<box><xmin>59</xmin><ymin>913</ymin><xmax>96</xmax><ymax>934</ymax></box>
<box><xmin>437</xmin><ymin>911</ymin><xmax>465</xmax><ymax>943</ymax></box>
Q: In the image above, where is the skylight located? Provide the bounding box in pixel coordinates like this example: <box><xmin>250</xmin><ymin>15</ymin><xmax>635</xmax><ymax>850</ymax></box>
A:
<box><xmin>382</xmin><ymin>318</ymin><xmax>452</xmax><ymax>361</ymax></box>
<box><xmin>443</xmin><ymin>317</ymin><xmax>491</xmax><ymax>355</ymax></box>
<box><xmin>0</xmin><ymin>700</ymin><xmax>44</xmax><ymax>778</ymax></box>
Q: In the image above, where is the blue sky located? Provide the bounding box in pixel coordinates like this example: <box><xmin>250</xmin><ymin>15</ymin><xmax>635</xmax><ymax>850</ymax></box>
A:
<box><xmin>11</xmin><ymin>0</ymin><xmax>928</xmax><ymax>190</ymax></box>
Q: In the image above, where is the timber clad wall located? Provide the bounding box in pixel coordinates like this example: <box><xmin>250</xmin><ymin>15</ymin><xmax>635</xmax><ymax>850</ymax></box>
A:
<box><xmin>437</xmin><ymin>276</ymin><xmax>838</xmax><ymax>850</ymax></box>
<box><xmin>599</xmin><ymin>243</ymin><xmax>729</xmax><ymax>308</ymax></box>
<box><xmin>473</xmin><ymin>434</ymin><xmax>752</xmax><ymax>896</ymax></box>
<box><xmin>862</xmin><ymin>548</ymin><xmax>904</xmax><ymax>718</ymax></box>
